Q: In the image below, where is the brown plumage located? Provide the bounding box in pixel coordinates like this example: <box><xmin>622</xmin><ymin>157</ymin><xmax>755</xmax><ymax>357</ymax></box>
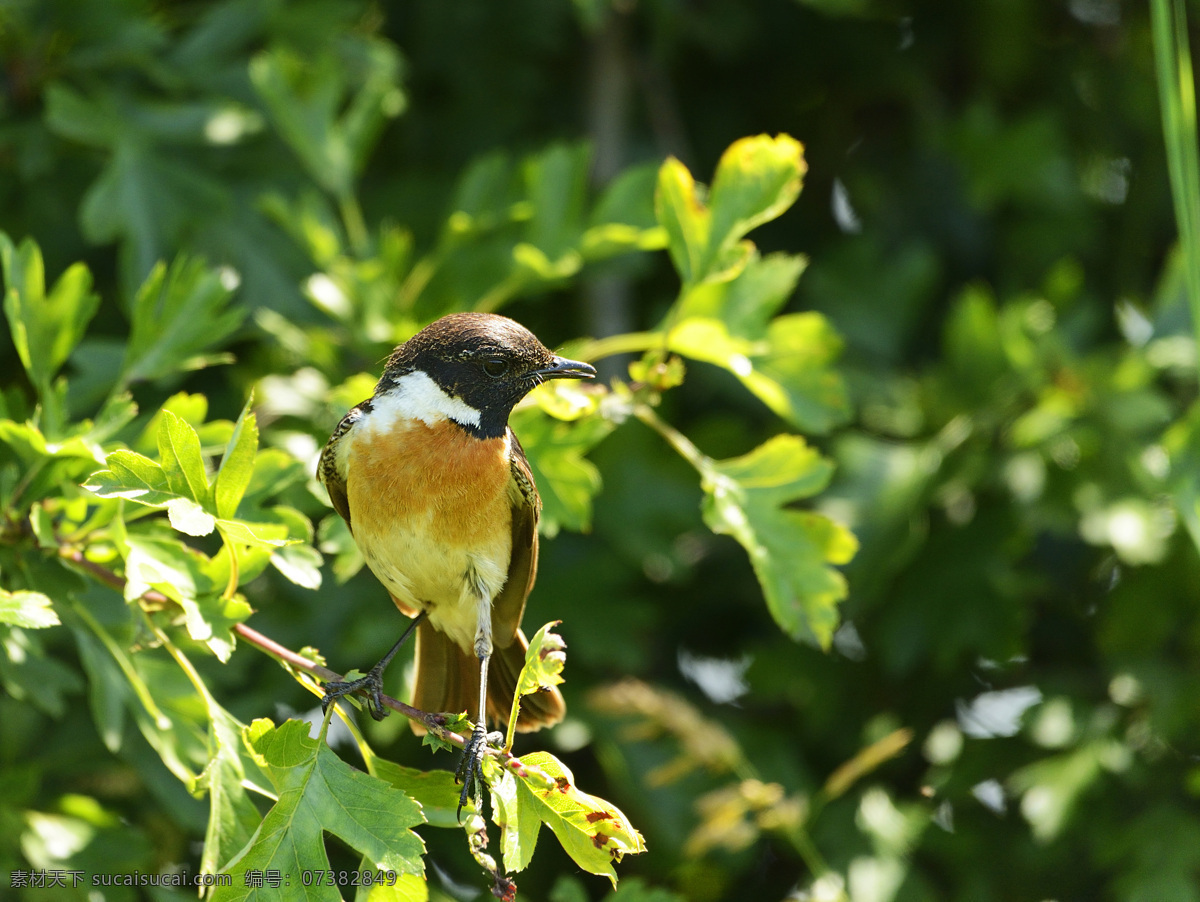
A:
<box><xmin>317</xmin><ymin>313</ymin><xmax>592</xmax><ymax>737</ymax></box>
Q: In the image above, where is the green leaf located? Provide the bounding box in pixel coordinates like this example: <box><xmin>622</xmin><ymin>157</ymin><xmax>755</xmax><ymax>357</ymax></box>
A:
<box><xmin>215</xmin><ymin>398</ymin><xmax>259</xmax><ymax>519</ymax></box>
<box><xmin>158</xmin><ymin>409</ymin><xmax>212</xmax><ymax>507</ymax></box>
<box><xmin>83</xmin><ymin>449</ymin><xmax>175</xmax><ymax>507</ymax></box>
<box><xmin>1</xmin><ymin>232</ymin><xmax>101</xmax><ymax>393</ymax></box>
<box><xmin>492</xmin><ymin>766</ymin><xmax>543</xmax><ymax>875</ymax></box>
<box><xmin>216</xmin><ymin>518</ymin><xmax>294</xmax><ymax>548</ymax></box>
<box><xmin>698</xmin><ymin>435</ymin><xmax>857</xmax><ymax>646</ymax></box>
<box><xmin>708</xmin><ymin>134</ymin><xmax>806</xmax><ymax>261</ymax></box>
<box><xmin>655</xmin><ymin>157</ymin><xmax>710</xmax><ymax>286</ymax></box>
<box><xmin>124</xmin><ymin>535</ymin><xmax>210</xmax><ymax>604</ymax></box>
<box><xmin>503</xmin><ymin>751</ymin><xmax>645</xmax><ymax>887</ymax></box>
<box><xmin>0</xmin><ymin>419</ymin><xmax>105</xmax><ymax>506</ymax></box>
<box><xmin>80</xmin><ymin>140</ymin><xmax>229</xmax><ymax>290</ymax></box>
<box><xmin>318</xmin><ymin>513</ymin><xmax>365</xmax><ymax>583</ymax></box>
<box><xmin>510</xmin><ymin>407</ymin><xmax>614</xmax><ymax>536</ymax></box>
<box><xmin>120</xmin><ymin>255</ymin><xmax>244</xmax><ymax>387</ymax></box>
<box><xmin>0</xmin><ymin>589</ymin><xmax>60</xmax><ymax>629</ymax></box>
<box><xmin>71</xmin><ymin>624</ymin><xmax>130</xmax><ymax>750</ymax></box>
<box><xmin>123</xmin><ymin>534</ymin><xmax>251</xmax><ymax>661</ymax></box>
<box><xmin>666</xmin><ymin>253</ymin><xmax>850</xmax><ymax>434</ymax></box>
<box><xmin>372</xmin><ymin>759</ymin><xmax>464</xmax><ymax>829</ymax></box>
<box><xmin>504</xmin><ymin>622</ymin><xmax>566</xmax><ymax>750</ymax></box>
<box><xmin>43</xmin><ymin>82</ymin><xmax>121</xmax><ymax>147</ymax></box>
<box><xmin>194</xmin><ymin>701</ymin><xmax>267</xmax><ymax>876</ymax></box>
<box><xmin>655</xmin><ymin>135</ymin><xmax>805</xmax><ymax>287</ymax></box>
<box><xmin>522</xmin><ymin>142</ymin><xmax>590</xmax><ymax>260</ymax></box>
<box><xmin>214</xmin><ymin>719</ymin><xmax>425</xmax><ymax>901</ymax></box>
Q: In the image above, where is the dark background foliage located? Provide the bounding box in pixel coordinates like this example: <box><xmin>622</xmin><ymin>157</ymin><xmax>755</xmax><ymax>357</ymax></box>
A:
<box><xmin>3</xmin><ymin>1</ymin><xmax>1198</xmax><ymax>900</ymax></box>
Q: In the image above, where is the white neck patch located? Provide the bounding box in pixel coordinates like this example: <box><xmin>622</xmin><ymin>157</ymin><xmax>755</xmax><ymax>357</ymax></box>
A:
<box><xmin>372</xmin><ymin>370</ymin><xmax>482</xmax><ymax>430</ymax></box>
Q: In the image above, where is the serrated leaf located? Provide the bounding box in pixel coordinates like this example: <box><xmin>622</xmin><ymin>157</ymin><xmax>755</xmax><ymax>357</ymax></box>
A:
<box><xmin>158</xmin><ymin>409</ymin><xmax>212</xmax><ymax>507</ymax></box>
<box><xmin>1</xmin><ymin>232</ymin><xmax>101</xmax><ymax>392</ymax></box>
<box><xmin>124</xmin><ymin>535</ymin><xmax>208</xmax><ymax>604</ymax></box>
<box><xmin>511</xmin><ymin>408</ymin><xmax>613</xmax><ymax>536</ymax></box>
<box><xmin>214</xmin><ymin>719</ymin><xmax>425</xmax><ymax>902</ymax></box>
<box><xmin>0</xmin><ymin>590</ymin><xmax>60</xmax><ymax>629</ymax></box>
<box><xmin>120</xmin><ymin>255</ymin><xmax>244</xmax><ymax>387</ymax></box>
<box><xmin>698</xmin><ymin>435</ymin><xmax>857</xmax><ymax>646</ymax></box>
<box><xmin>504</xmin><ymin>622</ymin><xmax>566</xmax><ymax>750</ymax></box>
<box><xmin>81</xmin><ymin>141</ymin><xmax>228</xmax><ymax>291</ymax></box>
<box><xmin>215</xmin><ymin>399</ymin><xmax>259</xmax><ymax>519</ymax></box>
<box><xmin>372</xmin><ymin>759</ymin><xmax>463</xmax><ymax>829</ymax></box>
<box><xmin>83</xmin><ymin>449</ymin><xmax>175</xmax><ymax>507</ymax></box>
<box><xmin>655</xmin><ymin>157</ymin><xmax>710</xmax><ymax>286</ymax></box>
<box><xmin>0</xmin><ymin>419</ymin><xmax>105</xmax><ymax>506</ymax></box>
<box><xmin>666</xmin><ymin>253</ymin><xmax>849</xmax><ymax>434</ymax></box>
<box><xmin>655</xmin><ymin>135</ymin><xmax>805</xmax><ymax>288</ymax></box>
<box><xmin>195</xmin><ymin>702</ymin><xmax>267</xmax><ymax>876</ymax></box>
<box><xmin>179</xmin><ymin>593</ymin><xmax>254</xmax><ymax>664</ymax></box>
<box><xmin>507</xmin><ymin>751</ymin><xmax>645</xmax><ymax>887</ymax></box>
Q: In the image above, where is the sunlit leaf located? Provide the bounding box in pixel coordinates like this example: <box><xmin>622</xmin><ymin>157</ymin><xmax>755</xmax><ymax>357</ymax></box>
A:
<box><xmin>498</xmin><ymin>751</ymin><xmax>645</xmax><ymax>887</ymax></box>
<box><xmin>503</xmin><ymin>622</ymin><xmax>566</xmax><ymax>750</ymax></box>
<box><xmin>0</xmin><ymin>589</ymin><xmax>60</xmax><ymax>629</ymax></box>
<box><xmin>699</xmin><ymin>435</ymin><xmax>856</xmax><ymax>646</ymax></box>
<box><xmin>655</xmin><ymin>135</ymin><xmax>805</xmax><ymax>288</ymax></box>
<box><xmin>158</xmin><ymin>409</ymin><xmax>212</xmax><ymax>507</ymax></box>
<box><xmin>213</xmin><ymin>719</ymin><xmax>425</xmax><ymax>901</ymax></box>
<box><xmin>215</xmin><ymin>399</ymin><xmax>259</xmax><ymax>519</ymax></box>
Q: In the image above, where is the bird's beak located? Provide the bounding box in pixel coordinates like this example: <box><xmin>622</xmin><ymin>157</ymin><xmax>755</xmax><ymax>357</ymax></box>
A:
<box><xmin>536</xmin><ymin>356</ymin><xmax>597</xmax><ymax>380</ymax></box>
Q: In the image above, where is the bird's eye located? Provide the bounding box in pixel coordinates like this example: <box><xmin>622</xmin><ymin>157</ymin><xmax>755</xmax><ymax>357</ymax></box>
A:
<box><xmin>481</xmin><ymin>357</ymin><xmax>509</xmax><ymax>378</ymax></box>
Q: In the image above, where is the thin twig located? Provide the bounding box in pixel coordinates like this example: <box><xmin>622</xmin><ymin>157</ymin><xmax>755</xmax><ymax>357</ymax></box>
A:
<box><xmin>232</xmin><ymin>622</ymin><xmax>463</xmax><ymax>744</ymax></box>
<box><xmin>58</xmin><ymin>547</ymin><xmax>468</xmax><ymax>748</ymax></box>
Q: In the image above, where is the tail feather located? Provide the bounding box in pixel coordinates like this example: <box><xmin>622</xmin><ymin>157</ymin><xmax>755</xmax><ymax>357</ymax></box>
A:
<box><xmin>410</xmin><ymin>620</ymin><xmax>565</xmax><ymax>735</ymax></box>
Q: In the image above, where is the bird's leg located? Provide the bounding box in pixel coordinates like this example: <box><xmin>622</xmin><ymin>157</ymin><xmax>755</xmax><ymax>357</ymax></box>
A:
<box><xmin>457</xmin><ymin>600</ymin><xmax>503</xmax><ymax>816</ymax></box>
<box><xmin>322</xmin><ymin>611</ymin><xmax>427</xmax><ymax>721</ymax></box>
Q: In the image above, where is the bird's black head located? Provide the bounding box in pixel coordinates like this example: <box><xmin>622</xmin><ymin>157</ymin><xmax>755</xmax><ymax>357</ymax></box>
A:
<box><xmin>378</xmin><ymin>313</ymin><xmax>596</xmax><ymax>439</ymax></box>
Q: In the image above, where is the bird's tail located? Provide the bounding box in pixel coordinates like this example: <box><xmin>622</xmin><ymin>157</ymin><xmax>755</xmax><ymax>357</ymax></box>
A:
<box><xmin>409</xmin><ymin>619</ymin><xmax>565</xmax><ymax>735</ymax></box>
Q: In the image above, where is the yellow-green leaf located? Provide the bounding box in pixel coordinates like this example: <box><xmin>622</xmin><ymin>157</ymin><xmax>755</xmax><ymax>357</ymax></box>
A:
<box><xmin>699</xmin><ymin>435</ymin><xmax>857</xmax><ymax>646</ymax></box>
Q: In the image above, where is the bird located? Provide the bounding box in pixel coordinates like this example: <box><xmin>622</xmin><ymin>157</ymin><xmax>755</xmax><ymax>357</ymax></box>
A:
<box><xmin>316</xmin><ymin>312</ymin><xmax>595</xmax><ymax>809</ymax></box>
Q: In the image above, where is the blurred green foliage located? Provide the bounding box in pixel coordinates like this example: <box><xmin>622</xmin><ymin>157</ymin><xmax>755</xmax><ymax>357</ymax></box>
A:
<box><xmin>2</xmin><ymin>1</ymin><xmax>1200</xmax><ymax>900</ymax></box>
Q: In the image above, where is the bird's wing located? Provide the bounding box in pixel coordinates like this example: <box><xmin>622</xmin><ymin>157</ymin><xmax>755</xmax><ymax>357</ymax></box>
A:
<box><xmin>492</xmin><ymin>427</ymin><xmax>540</xmax><ymax>648</ymax></box>
<box><xmin>317</xmin><ymin>402</ymin><xmax>368</xmax><ymax>530</ymax></box>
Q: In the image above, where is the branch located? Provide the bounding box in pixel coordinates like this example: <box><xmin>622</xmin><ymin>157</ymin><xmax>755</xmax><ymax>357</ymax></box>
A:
<box><xmin>58</xmin><ymin>547</ymin><xmax>469</xmax><ymax>749</ymax></box>
<box><xmin>232</xmin><ymin>621</ymin><xmax>464</xmax><ymax>745</ymax></box>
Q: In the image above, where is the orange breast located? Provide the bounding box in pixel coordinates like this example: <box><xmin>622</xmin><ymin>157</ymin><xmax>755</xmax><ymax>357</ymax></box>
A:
<box><xmin>346</xmin><ymin>418</ymin><xmax>512</xmax><ymax>551</ymax></box>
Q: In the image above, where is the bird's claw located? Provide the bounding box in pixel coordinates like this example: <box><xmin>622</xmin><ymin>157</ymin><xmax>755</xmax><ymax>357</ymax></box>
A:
<box><xmin>456</xmin><ymin>723</ymin><xmax>503</xmax><ymax>818</ymax></box>
<box><xmin>320</xmin><ymin>666</ymin><xmax>389</xmax><ymax>721</ymax></box>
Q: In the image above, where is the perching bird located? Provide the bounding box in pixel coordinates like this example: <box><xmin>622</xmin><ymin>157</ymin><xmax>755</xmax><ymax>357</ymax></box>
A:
<box><xmin>316</xmin><ymin>312</ymin><xmax>595</xmax><ymax>807</ymax></box>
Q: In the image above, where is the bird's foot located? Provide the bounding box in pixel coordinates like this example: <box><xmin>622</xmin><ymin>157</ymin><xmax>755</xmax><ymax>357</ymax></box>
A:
<box><xmin>321</xmin><ymin>665</ymin><xmax>389</xmax><ymax>721</ymax></box>
<box><xmin>456</xmin><ymin>723</ymin><xmax>503</xmax><ymax>817</ymax></box>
